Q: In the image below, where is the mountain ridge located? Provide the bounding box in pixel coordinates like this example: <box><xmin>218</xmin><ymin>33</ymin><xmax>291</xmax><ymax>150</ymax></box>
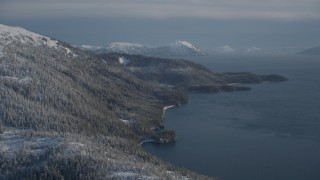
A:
<box><xmin>95</xmin><ymin>40</ymin><xmax>208</xmax><ymax>56</ymax></box>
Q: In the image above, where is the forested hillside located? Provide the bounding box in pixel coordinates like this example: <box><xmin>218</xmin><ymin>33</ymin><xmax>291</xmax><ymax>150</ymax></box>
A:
<box><xmin>0</xmin><ymin>24</ymin><xmax>217</xmax><ymax>179</ymax></box>
<box><xmin>0</xmin><ymin>24</ymin><xmax>286</xmax><ymax>179</ymax></box>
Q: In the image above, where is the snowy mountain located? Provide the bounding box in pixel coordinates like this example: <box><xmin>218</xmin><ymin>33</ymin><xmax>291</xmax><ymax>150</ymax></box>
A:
<box><xmin>0</xmin><ymin>24</ymin><xmax>77</xmax><ymax>58</ymax></box>
<box><xmin>79</xmin><ymin>44</ymin><xmax>101</xmax><ymax>51</ymax></box>
<box><xmin>96</xmin><ymin>41</ymin><xmax>207</xmax><ymax>56</ymax></box>
<box><xmin>96</xmin><ymin>42</ymin><xmax>149</xmax><ymax>55</ymax></box>
<box><xmin>299</xmin><ymin>46</ymin><xmax>320</xmax><ymax>55</ymax></box>
<box><xmin>165</xmin><ymin>40</ymin><xmax>207</xmax><ymax>56</ymax></box>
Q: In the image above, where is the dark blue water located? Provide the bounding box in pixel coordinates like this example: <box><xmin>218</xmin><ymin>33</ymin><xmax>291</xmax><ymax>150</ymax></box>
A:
<box><xmin>143</xmin><ymin>54</ymin><xmax>320</xmax><ymax>180</ymax></box>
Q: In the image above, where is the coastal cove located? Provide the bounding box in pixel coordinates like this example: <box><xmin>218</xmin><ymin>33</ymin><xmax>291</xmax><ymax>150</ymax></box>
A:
<box><xmin>143</xmin><ymin>54</ymin><xmax>320</xmax><ymax>180</ymax></box>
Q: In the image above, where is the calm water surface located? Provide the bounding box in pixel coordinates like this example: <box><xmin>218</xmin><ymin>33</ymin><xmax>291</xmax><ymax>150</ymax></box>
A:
<box><xmin>143</xmin><ymin>54</ymin><xmax>320</xmax><ymax>180</ymax></box>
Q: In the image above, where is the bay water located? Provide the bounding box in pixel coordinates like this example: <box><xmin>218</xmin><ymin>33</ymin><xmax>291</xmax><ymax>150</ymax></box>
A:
<box><xmin>143</xmin><ymin>54</ymin><xmax>320</xmax><ymax>180</ymax></box>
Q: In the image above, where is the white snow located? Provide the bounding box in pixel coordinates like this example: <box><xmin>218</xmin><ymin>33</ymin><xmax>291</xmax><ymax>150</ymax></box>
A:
<box><xmin>109</xmin><ymin>42</ymin><xmax>144</xmax><ymax>49</ymax></box>
<box><xmin>63</xmin><ymin>142</ymin><xmax>86</xmax><ymax>157</ymax></box>
<box><xmin>119</xmin><ymin>119</ymin><xmax>130</xmax><ymax>125</ymax></box>
<box><xmin>172</xmin><ymin>40</ymin><xmax>199</xmax><ymax>51</ymax></box>
<box><xmin>80</xmin><ymin>45</ymin><xmax>101</xmax><ymax>51</ymax></box>
<box><xmin>18</xmin><ymin>76</ymin><xmax>33</xmax><ymax>84</ymax></box>
<box><xmin>0</xmin><ymin>128</ymin><xmax>62</xmax><ymax>155</ymax></box>
<box><xmin>166</xmin><ymin>171</ymin><xmax>190</xmax><ymax>180</ymax></box>
<box><xmin>103</xmin><ymin>42</ymin><xmax>147</xmax><ymax>54</ymax></box>
<box><xmin>118</xmin><ymin>57</ymin><xmax>130</xmax><ymax>65</ymax></box>
<box><xmin>163</xmin><ymin>105</ymin><xmax>175</xmax><ymax>111</ymax></box>
<box><xmin>0</xmin><ymin>24</ymin><xmax>77</xmax><ymax>57</ymax></box>
<box><xmin>170</xmin><ymin>40</ymin><xmax>207</xmax><ymax>55</ymax></box>
<box><xmin>112</xmin><ymin>172</ymin><xmax>159</xmax><ymax>179</ymax></box>
<box><xmin>0</xmin><ymin>76</ymin><xmax>33</xmax><ymax>85</ymax></box>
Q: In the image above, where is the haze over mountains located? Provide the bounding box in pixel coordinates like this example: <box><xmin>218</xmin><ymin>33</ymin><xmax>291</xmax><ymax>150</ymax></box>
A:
<box><xmin>299</xmin><ymin>46</ymin><xmax>320</xmax><ymax>55</ymax></box>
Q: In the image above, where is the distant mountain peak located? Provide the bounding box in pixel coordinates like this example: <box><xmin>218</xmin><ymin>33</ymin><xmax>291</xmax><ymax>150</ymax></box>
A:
<box><xmin>169</xmin><ymin>40</ymin><xmax>207</xmax><ymax>55</ymax></box>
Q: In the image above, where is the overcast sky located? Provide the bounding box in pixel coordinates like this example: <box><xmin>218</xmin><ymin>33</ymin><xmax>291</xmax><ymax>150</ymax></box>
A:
<box><xmin>1</xmin><ymin>0</ymin><xmax>319</xmax><ymax>49</ymax></box>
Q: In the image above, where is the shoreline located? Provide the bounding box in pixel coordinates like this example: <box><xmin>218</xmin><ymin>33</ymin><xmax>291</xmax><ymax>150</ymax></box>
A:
<box><xmin>140</xmin><ymin>105</ymin><xmax>178</xmax><ymax>146</ymax></box>
<box><xmin>163</xmin><ymin>105</ymin><xmax>176</xmax><ymax>111</ymax></box>
<box><xmin>162</xmin><ymin>105</ymin><xmax>176</xmax><ymax>118</ymax></box>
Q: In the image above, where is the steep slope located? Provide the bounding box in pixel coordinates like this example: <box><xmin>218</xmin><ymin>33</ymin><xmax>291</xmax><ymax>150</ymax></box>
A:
<box><xmin>0</xmin><ymin>24</ymin><xmax>76</xmax><ymax>58</ymax></box>
<box><xmin>299</xmin><ymin>46</ymin><xmax>320</xmax><ymax>55</ymax></box>
<box><xmin>169</xmin><ymin>40</ymin><xmax>207</xmax><ymax>55</ymax></box>
<box><xmin>0</xmin><ymin>24</ymin><xmax>212</xmax><ymax>179</ymax></box>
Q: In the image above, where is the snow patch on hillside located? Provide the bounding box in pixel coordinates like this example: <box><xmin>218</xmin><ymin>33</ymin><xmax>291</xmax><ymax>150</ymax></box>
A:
<box><xmin>101</xmin><ymin>42</ymin><xmax>147</xmax><ymax>54</ymax></box>
<box><xmin>97</xmin><ymin>40</ymin><xmax>207</xmax><ymax>56</ymax></box>
<box><xmin>171</xmin><ymin>40</ymin><xmax>205</xmax><ymax>54</ymax></box>
<box><xmin>0</xmin><ymin>128</ymin><xmax>62</xmax><ymax>155</ymax></box>
<box><xmin>119</xmin><ymin>57</ymin><xmax>130</xmax><ymax>65</ymax></box>
<box><xmin>168</xmin><ymin>40</ymin><xmax>207</xmax><ymax>55</ymax></box>
<box><xmin>0</xmin><ymin>76</ymin><xmax>33</xmax><ymax>85</ymax></box>
<box><xmin>63</xmin><ymin>142</ymin><xmax>86</xmax><ymax>157</ymax></box>
<box><xmin>112</xmin><ymin>171</ymin><xmax>159</xmax><ymax>179</ymax></box>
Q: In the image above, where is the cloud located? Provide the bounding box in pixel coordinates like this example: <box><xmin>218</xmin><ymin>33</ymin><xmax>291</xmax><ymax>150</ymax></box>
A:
<box><xmin>1</xmin><ymin>0</ymin><xmax>320</xmax><ymax>21</ymax></box>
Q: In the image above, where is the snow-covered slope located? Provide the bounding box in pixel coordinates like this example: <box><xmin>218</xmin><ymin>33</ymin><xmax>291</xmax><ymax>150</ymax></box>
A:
<box><xmin>97</xmin><ymin>42</ymin><xmax>149</xmax><ymax>55</ymax></box>
<box><xmin>167</xmin><ymin>40</ymin><xmax>207</xmax><ymax>56</ymax></box>
<box><xmin>80</xmin><ymin>45</ymin><xmax>101</xmax><ymax>51</ymax></box>
<box><xmin>0</xmin><ymin>24</ymin><xmax>76</xmax><ymax>57</ymax></box>
<box><xmin>96</xmin><ymin>40</ymin><xmax>207</xmax><ymax>56</ymax></box>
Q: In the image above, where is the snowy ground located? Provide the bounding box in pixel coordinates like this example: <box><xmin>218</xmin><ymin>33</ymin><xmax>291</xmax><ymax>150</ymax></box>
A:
<box><xmin>0</xmin><ymin>127</ymin><xmax>87</xmax><ymax>157</ymax></box>
<box><xmin>0</xmin><ymin>128</ymin><xmax>62</xmax><ymax>155</ymax></box>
